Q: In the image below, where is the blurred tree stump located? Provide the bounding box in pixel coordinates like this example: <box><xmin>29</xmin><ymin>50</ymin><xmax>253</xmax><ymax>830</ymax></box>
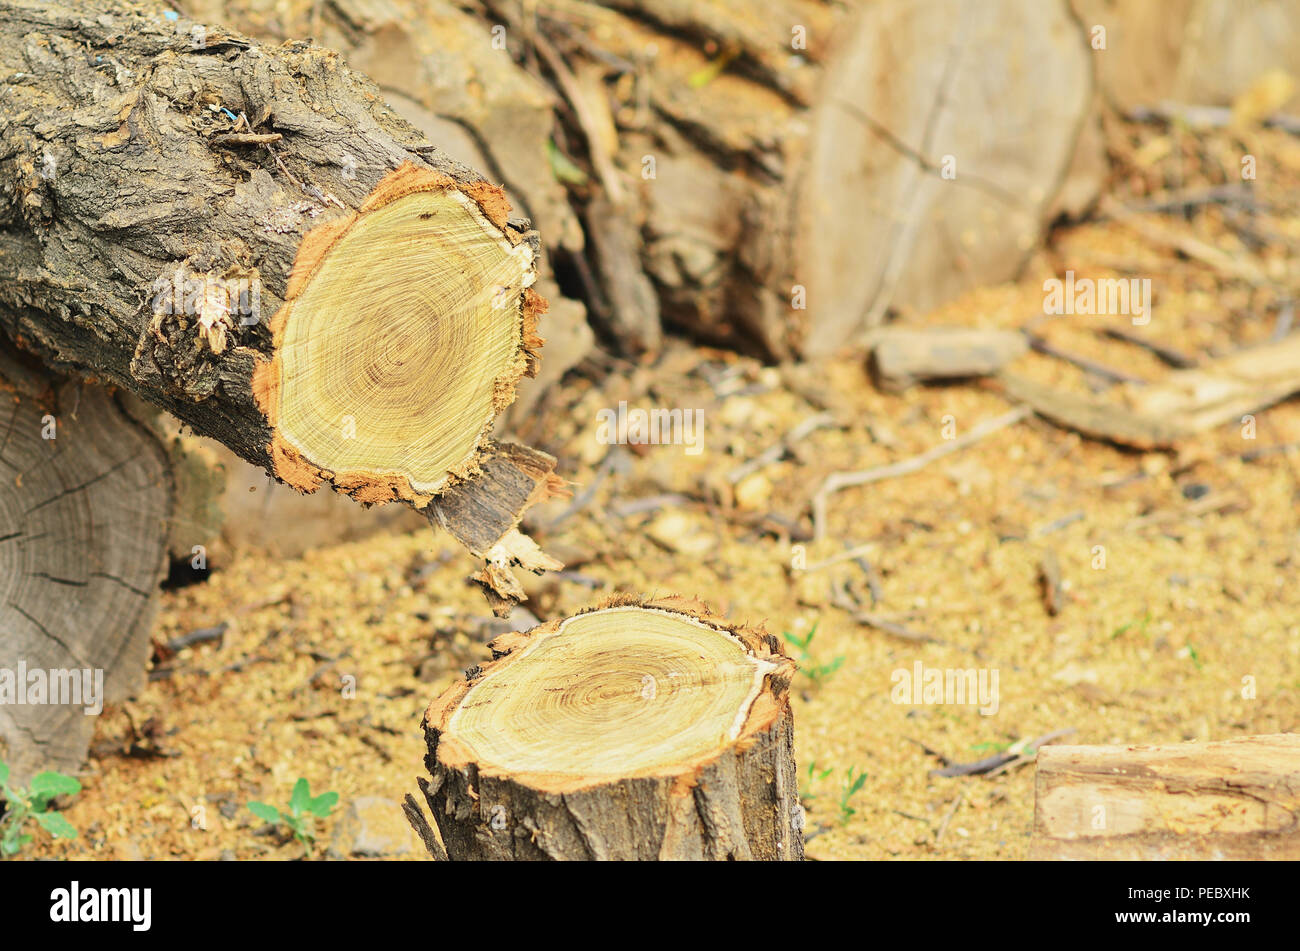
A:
<box><xmin>0</xmin><ymin>342</ymin><xmax>172</xmax><ymax>782</ymax></box>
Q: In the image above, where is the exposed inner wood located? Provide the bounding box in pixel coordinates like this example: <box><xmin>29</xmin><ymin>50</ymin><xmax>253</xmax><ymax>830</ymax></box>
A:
<box><xmin>260</xmin><ymin>183</ymin><xmax>535</xmax><ymax>497</ymax></box>
<box><xmin>442</xmin><ymin>606</ymin><xmax>777</xmax><ymax>787</ymax></box>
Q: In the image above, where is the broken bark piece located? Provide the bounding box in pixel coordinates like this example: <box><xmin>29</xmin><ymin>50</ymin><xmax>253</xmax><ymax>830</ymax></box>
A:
<box><xmin>1121</xmin><ymin>334</ymin><xmax>1300</xmax><ymax>436</ymax></box>
<box><xmin>1000</xmin><ymin>334</ymin><xmax>1300</xmax><ymax>449</ymax></box>
<box><xmin>869</xmin><ymin>328</ymin><xmax>1028</xmax><ymax>391</ymax></box>
<box><xmin>1037</xmin><ymin>549</ymin><xmax>1064</xmax><ymax>617</ymax></box>
<box><xmin>428</xmin><ymin>442</ymin><xmax>569</xmax><ymax>613</ymax></box>
<box><xmin>0</xmin><ymin>341</ymin><xmax>172</xmax><ymax>782</ymax></box>
<box><xmin>1030</xmin><ymin>734</ymin><xmax>1300</xmax><ymax>859</ymax></box>
<box><xmin>415</xmin><ymin>596</ymin><xmax>803</xmax><ymax>860</ymax></box>
<box><xmin>996</xmin><ymin>372</ymin><xmax>1185</xmax><ymax>450</ymax></box>
<box><xmin>0</xmin><ymin>0</ymin><xmax>560</xmax><ymax>595</ymax></box>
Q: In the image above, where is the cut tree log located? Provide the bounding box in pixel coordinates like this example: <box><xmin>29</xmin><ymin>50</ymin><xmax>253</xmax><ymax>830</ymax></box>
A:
<box><xmin>1030</xmin><ymin>734</ymin><xmax>1300</xmax><ymax>860</ymax></box>
<box><xmin>409</xmin><ymin>596</ymin><xmax>803</xmax><ymax>860</ymax></box>
<box><xmin>0</xmin><ymin>0</ymin><xmax>564</xmax><ymax>604</ymax></box>
<box><xmin>182</xmin><ymin>0</ymin><xmax>596</xmax><ymax>415</ymax></box>
<box><xmin>0</xmin><ymin>340</ymin><xmax>172</xmax><ymax>782</ymax></box>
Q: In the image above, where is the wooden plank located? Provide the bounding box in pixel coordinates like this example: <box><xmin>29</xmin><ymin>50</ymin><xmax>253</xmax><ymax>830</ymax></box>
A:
<box><xmin>1030</xmin><ymin>734</ymin><xmax>1300</xmax><ymax>859</ymax></box>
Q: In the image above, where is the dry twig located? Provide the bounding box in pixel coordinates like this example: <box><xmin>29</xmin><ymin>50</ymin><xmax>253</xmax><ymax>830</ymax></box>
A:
<box><xmin>812</xmin><ymin>406</ymin><xmax>1030</xmax><ymax>540</ymax></box>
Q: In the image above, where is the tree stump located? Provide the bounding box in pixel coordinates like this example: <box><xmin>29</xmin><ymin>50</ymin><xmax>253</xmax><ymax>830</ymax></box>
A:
<box><xmin>0</xmin><ymin>343</ymin><xmax>172</xmax><ymax>782</ymax></box>
<box><xmin>410</xmin><ymin>597</ymin><xmax>804</xmax><ymax>860</ymax></box>
<box><xmin>1030</xmin><ymin>734</ymin><xmax>1300</xmax><ymax>860</ymax></box>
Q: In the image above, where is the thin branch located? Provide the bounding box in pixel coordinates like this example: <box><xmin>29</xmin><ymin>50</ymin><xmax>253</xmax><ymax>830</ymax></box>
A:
<box><xmin>812</xmin><ymin>406</ymin><xmax>1030</xmax><ymax>540</ymax></box>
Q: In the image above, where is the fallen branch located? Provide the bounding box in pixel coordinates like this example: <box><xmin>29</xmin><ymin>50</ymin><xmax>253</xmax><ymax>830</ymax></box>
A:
<box><xmin>1099</xmin><ymin>196</ymin><xmax>1273</xmax><ymax>288</ymax></box>
<box><xmin>1100</xmin><ymin>327</ymin><xmax>1198</xmax><ymax>368</ymax></box>
<box><xmin>829</xmin><ymin>581</ymin><xmax>943</xmax><ymax>646</ymax></box>
<box><xmin>1031</xmin><ymin>733</ymin><xmax>1300</xmax><ymax>859</ymax></box>
<box><xmin>1026</xmin><ymin>332</ymin><xmax>1147</xmax><ymax>385</ymax></box>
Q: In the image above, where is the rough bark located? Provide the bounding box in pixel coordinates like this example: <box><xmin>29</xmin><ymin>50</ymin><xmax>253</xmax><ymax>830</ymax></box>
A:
<box><xmin>409</xmin><ymin>595</ymin><xmax>804</xmax><ymax>860</ymax></box>
<box><xmin>0</xmin><ymin>339</ymin><xmax>172</xmax><ymax>782</ymax></box>
<box><xmin>1030</xmin><ymin>734</ymin><xmax>1300</xmax><ymax>860</ymax></box>
<box><xmin>0</xmin><ymin>0</ymin><xmax>561</xmax><ymax>600</ymax></box>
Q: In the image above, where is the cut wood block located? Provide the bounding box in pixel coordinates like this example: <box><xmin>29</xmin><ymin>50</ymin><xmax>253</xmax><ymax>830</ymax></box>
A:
<box><xmin>869</xmin><ymin>328</ymin><xmax>1028</xmax><ymax>391</ymax></box>
<box><xmin>411</xmin><ymin>596</ymin><xmax>803</xmax><ymax>860</ymax></box>
<box><xmin>1030</xmin><ymin>734</ymin><xmax>1300</xmax><ymax>860</ymax></box>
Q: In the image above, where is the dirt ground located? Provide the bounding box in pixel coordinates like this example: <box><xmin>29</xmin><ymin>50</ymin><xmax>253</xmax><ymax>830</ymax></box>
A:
<box><xmin>21</xmin><ymin>119</ymin><xmax>1300</xmax><ymax>862</ymax></box>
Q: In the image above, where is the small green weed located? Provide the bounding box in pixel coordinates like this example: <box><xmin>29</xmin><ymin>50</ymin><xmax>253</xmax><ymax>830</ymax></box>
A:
<box><xmin>248</xmin><ymin>778</ymin><xmax>338</xmax><ymax>855</ymax></box>
<box><xmin>0</xmin><ymin>760</ymin><xmax>80</xmax><ymax>857</ymax></box>
<box><xmin>782</xmin><ymin>622</ymin><xmax>844</xmax><ymax>686</ymax></box>
<box><xmin>838</xmin><ymin>767</ymin><xmax>868</xmax><ymax>826</ymax></box>
<box><xmin>802</xmin><ymin>761</ymin><xmax>833</xmax><ymax>802</ymax></box>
